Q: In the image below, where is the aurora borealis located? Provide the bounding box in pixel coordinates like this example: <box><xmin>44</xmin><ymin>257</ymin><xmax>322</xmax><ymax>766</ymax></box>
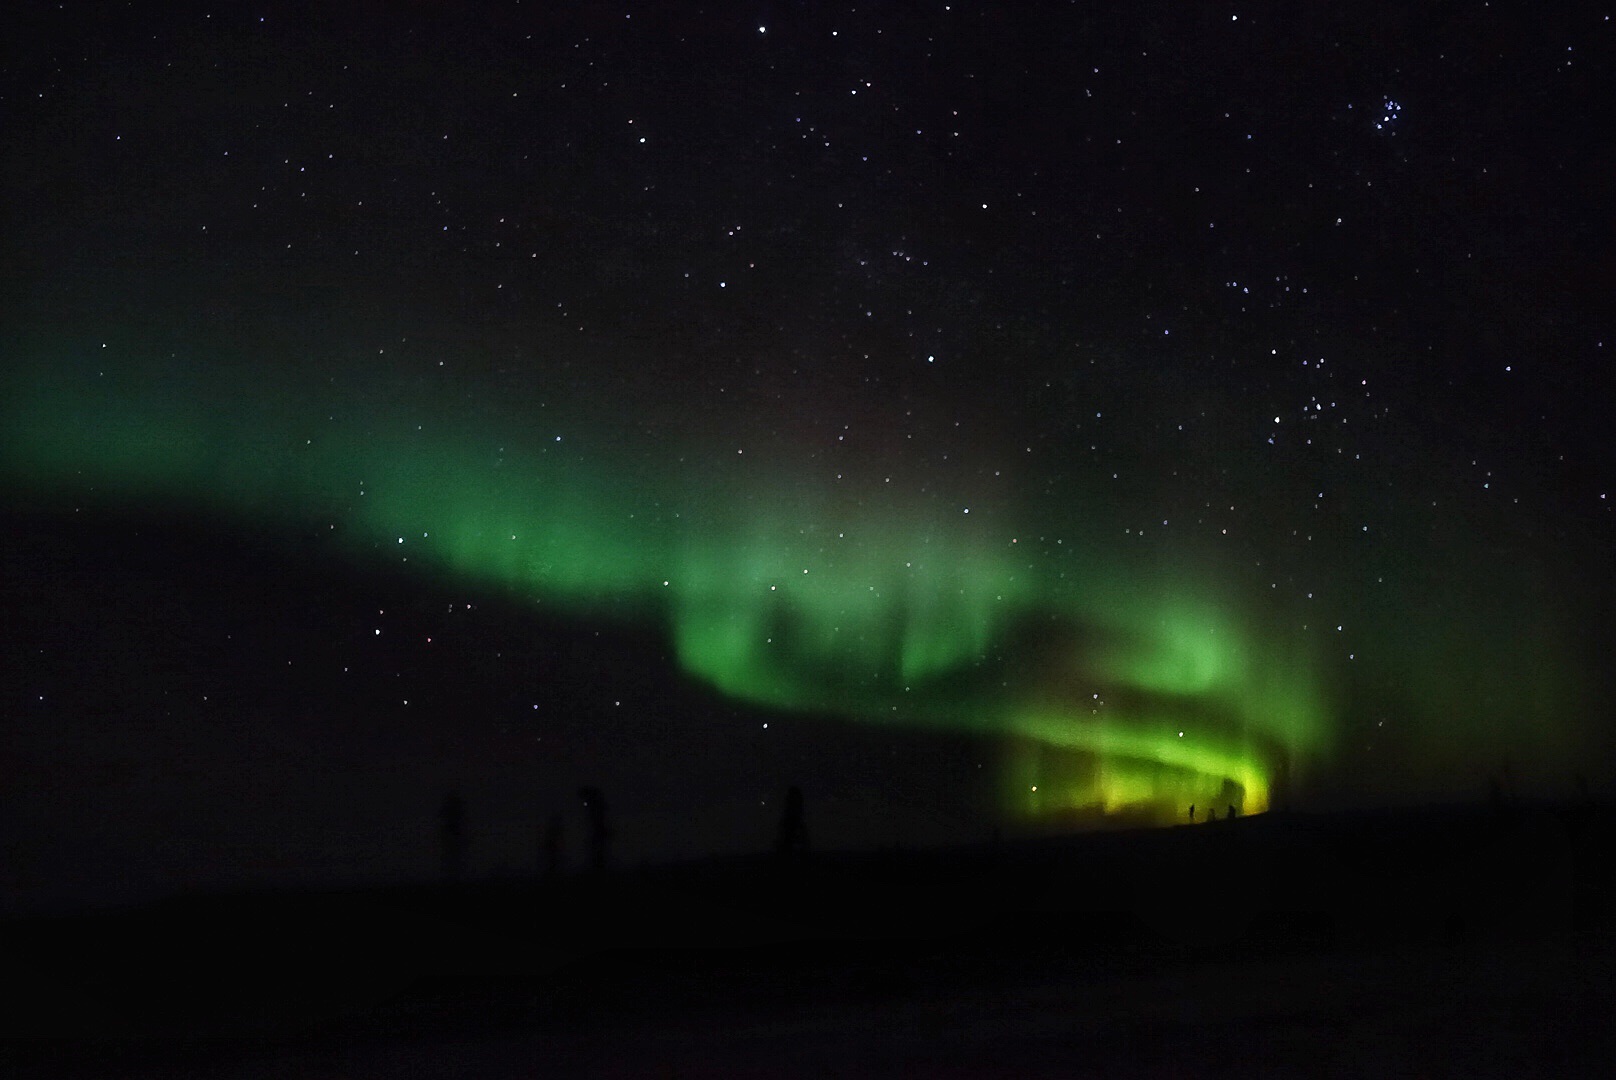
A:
<box><xmin>0</xmin><ymin>328</ymin><xmax>1592</xmax><ymax>830</ymax></box>
<box><xmin>3</xmin><ymin>0</ymin><xmax>1612</xmax><ymax>894</ymax></box>
<box><xmin>10</xmin><ymin>347</ymin><xmax>1320</xmax><ymax>821</ymax></box>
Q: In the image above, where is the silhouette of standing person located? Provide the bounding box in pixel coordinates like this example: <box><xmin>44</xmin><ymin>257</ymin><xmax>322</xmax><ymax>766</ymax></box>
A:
<box><xmin>440</xmin><ymin>790</ymin><xmax>466</xmax><ymax>881</ymax></box>
<box><xmin>1188</xmin><ymin>804</ymin><xmax>1196</xmax><ymax>823</ymax></box>
<box><xmin>577</xmin><ymin>787</ymin><xmax>611</xmax><ymax>873</ymax></box>
<box><xmin>543</xmin><ymin>812</ymin><xmax>564</xmax><ymax>877</ymax></box>
<box><xmin>774</xmin><ymin>785</ymin><xmax>809</xmax><ymax>857</ymax></box>
<box><xmin>1227</xmin><ymin>804</ymin><xmax>1236</xmax><ymax>821</ymax></box>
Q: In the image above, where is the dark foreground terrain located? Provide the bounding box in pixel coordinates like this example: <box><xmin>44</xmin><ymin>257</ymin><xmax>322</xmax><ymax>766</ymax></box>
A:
<box><xmin>4</xmin><ymin>802</ymin><xmax>1612</xmax><ymax>1077</ymax></box>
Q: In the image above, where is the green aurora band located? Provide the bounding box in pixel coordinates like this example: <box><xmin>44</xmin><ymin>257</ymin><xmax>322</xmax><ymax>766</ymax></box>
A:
<box><xmin>3</xmin><ymin>347</ymin><xmax>1593</xmax><ymax>825</ymax></box>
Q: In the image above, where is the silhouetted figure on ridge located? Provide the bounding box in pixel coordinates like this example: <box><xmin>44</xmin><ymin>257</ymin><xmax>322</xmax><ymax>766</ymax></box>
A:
<box><xmin>578</xmin><ymin>787</ymin><xmax>611</xmax><ymax>873</ymax></box>
<box><xmin>542</xmin><ymin>812</ymin><xmax>564</xmax><ymax>877</ymax></box>
<box><xmin>774</xmin><ymin>785</ymin><xmax>810</xmax><ymax>857</ymax></box>
<box><xmin>1207</xmin><ymin>806</ymin><xmax>1217</xmax><ymax>822</ymax></box>
<box><xmin>1227</xmin><ymin>803</ymin><xmax>1237</xmax><ymax>820</ymax></box>
<box><xmin>1188</xmin><ymin>804</ymin><xmax>1196</xmax><ymax>823</ymax></box>
<box><xmin>440</xmin><ymin>790</ymin><xmax>466</xmax><ymax>881</ymax></box>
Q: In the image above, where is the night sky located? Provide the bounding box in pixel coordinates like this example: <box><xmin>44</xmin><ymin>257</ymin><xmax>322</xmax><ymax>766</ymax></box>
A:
<box><xmin>3</xmin><ymin>0</ymin><xmax>1612</xmax><ymax>907</ymax></box>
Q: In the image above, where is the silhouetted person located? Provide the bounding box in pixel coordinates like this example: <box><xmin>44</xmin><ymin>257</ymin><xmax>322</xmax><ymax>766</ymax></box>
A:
<box><xmin>1227</xmin><ymin>803</ymin><xmax>1237</xmax><ymax>820</ymax></box>
<box><xmin>440</xmin><ymin>790</ymin><xmax>466</xmax><ymax>881</ymax></box>
<box><xmin>543</xmin><ymin>812</ymin><xmax>564</xmax><ymax>877</ymax></box>
<box><xmin>1207</xmin><ymin>806</ymin><xmax>1217</xmax><ymax>822</ymax></box>
<box><xmin>774</xmin><ymin>785</ymin><xmax>809</xmax><ymax>857</ymax></box>
<box><xmin>578</xmin><ymin>787</ymin><xmax>611</xmax><ymax>872</ymax></box>
<box><xmin>1188</xmin><ymin>804</ymin><xmax>1196</xmax><ymax>823</ymax></box>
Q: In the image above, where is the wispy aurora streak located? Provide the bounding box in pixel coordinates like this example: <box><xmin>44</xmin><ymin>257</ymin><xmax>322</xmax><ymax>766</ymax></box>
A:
<box><xmin>4</xmin><ymin>348</ymin><xmax>1587</xmax><ymax>823</ymax></box>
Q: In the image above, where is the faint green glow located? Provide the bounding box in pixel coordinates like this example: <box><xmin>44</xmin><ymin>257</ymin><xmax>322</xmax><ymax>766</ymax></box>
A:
<box><xmin>666</xmin><ymin>497</ymin><xmax>1029</xmax><ymax>714</ymax></box>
